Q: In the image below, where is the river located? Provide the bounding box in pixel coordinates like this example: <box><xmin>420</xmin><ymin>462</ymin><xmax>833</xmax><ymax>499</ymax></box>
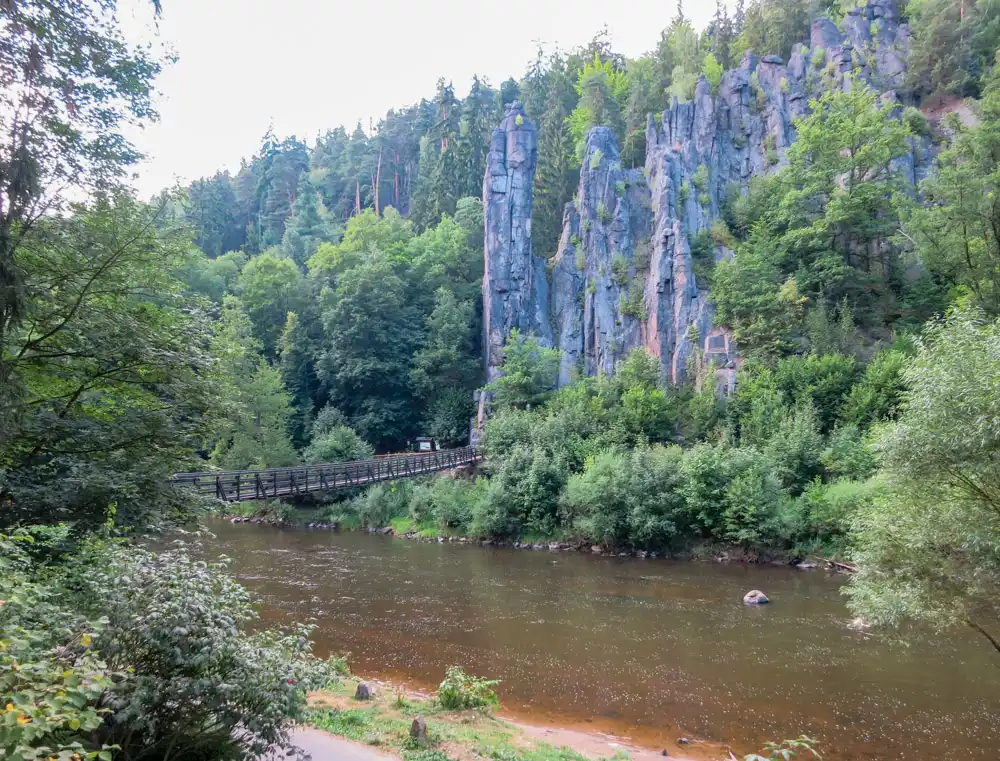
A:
<box><xmin>207</xmin><ymin>522</ymin><xmax>1000</xmax><ymax>759</ymax></box>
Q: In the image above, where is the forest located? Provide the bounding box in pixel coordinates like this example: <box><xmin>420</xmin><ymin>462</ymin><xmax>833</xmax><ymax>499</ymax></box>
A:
<box><xmin>3</xmin><ymin>0</ymin><xmax>1000</xmax><ymax>759</ymax></box>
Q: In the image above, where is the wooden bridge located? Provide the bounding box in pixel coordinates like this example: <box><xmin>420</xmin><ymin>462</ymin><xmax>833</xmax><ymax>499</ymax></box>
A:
<box><xmin>170</xmin><ymin>446</ymin><xmax>483</xmax><ymax>502</ymax></box>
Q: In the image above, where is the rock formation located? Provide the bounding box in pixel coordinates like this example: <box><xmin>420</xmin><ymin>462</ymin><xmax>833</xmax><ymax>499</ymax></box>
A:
<box><xmin>483</xmin><ymin>0</ymin><xmax>931</xmax><ymax>391</ymax></box>
<box><xmin>482</xmin><ymin>102</ymin><xmax>552</xmax><ymax>383</ymax></box>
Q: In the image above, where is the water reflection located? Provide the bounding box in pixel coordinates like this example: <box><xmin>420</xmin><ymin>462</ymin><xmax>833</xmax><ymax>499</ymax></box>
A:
<box><xmin>206</xmin><ymin>522</ymin><xmax>1000</xmax><ymax>759</ymax></box>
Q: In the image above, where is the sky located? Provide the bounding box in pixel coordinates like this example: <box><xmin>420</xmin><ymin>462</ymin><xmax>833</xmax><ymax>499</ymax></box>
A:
<box><xmin>122</xmin><ymin>0</ymin><xmax>717</xmax><ymax>198</ymax></box>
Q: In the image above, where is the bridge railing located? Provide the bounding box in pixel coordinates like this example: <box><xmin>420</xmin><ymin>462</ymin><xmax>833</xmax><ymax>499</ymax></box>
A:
<box><xmin>170</xmin><ymin>446</ymin><xmax>483</xmax><ymax>502</ymax></box>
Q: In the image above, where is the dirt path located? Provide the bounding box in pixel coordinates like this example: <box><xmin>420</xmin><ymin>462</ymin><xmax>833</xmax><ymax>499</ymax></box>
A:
<box><xmin>289</xmin><ymin>727</ymin><xmax>400</xmax><ymax>760</ymax></box>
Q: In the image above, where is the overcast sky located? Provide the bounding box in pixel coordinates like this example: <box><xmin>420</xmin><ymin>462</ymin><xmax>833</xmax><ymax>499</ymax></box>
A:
<box><xmin>122</xmin><ymin>0</ymin><xmax>717</xmax><ymax>198</ymax></box>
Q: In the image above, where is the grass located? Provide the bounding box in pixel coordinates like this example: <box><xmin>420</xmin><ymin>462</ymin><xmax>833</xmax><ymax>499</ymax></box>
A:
<box><xmin>307</xmin><ymin>679</ymin><xmax>609</xmax><ymax>761</ymax></box>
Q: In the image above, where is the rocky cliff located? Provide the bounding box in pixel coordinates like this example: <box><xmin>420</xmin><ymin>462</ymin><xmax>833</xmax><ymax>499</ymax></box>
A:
<box><xmin>482</xmin><ymin>103</ymin><xmax>552</xmax><ymax>383</ymax></box>
<box><xmin>483</xmin><ymin>0</ymin><xmax>929</xmax><ymax>391</ymax></box>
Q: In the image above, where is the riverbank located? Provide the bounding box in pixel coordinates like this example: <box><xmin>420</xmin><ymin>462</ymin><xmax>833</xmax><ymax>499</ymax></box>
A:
<box><xmin>305</xmin><ymin>676</ymin><xmax>720</xmax><ymax>761</ymax></box>
<box><xmin>221</xmin><ymin>510</ymin><xmax>849</xmax><ymax>570</ymax></box>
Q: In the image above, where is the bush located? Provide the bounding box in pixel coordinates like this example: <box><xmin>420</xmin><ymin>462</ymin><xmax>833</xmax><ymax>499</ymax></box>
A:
<box><xmin>1</xmin><ymin>532</ymin><xmax>336</xmax><ymax>761</ymax></box>
<box><xmin>800</xmin><ymin>478</ymin><xmax>878</xmax><ymax>545</ymax></box>
<box><xmin>611</xmin><ymin>253</ymin><xmax>629</xmax><ymax>284</ymax></box>
<box><xmin>474</xmin><ymin>446</ymin><xmax>566</xmax><ymax>537</ymax></box>
<box><xmin>304</xmin><ymin>425</ymin><xmax>374</xmax><ymax>464</ymax></box>
<box><xmin>437</xmin><ymin>667</ymin><xmax>500</xmax><ymax>711</ymax></box>
<box><xmin>596</xmin><ymin>202</ymin><xmax>612</xmax><ymax>225</ymax></box>
<box><xmin>678</xmin><ymin>444</ymin><xmax>784</xmax><ymax>544</ymax></box>
<box><xmin>821</xmin><ymin>424</ymin><xmax>877</xmax><ymax>481</ymax></box>
<box><xmin>410</xmin><ymin>476</ymin><xmax>489</xmax><ymax>532</ymax></box>
<box><xmin>902</xmin><ymin>106</ymin><xmax>931</xmax><ymax>137</ymax></box>
<box><xmin>353</xmin><ymin>480</ymin><xmax>414</xmax><ymax>528</ymax></box>
<box><xmin>563</xmin><ymin>445</ymin><xmax>686</xmax><ymax>548</ymax></box>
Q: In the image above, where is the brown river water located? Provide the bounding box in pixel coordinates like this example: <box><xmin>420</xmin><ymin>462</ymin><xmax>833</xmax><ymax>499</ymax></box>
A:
<box><xmin>206</xmin><ymin>522</ymin><xmax>1000</xmax><ymax>760</ymax></box>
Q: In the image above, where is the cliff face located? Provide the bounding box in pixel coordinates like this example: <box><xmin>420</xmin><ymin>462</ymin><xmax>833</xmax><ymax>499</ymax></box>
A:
<box><xmin>484</xmin><ymin>0</ymin><xmax>929</xmax><ymax>390</ymax></box>
<box><xmin>482</xmin><ymin>103</ymin><xmax>552</xmax><ymax>383</ymax></box>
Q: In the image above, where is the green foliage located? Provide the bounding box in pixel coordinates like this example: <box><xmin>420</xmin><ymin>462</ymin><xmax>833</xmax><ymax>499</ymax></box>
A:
<box><xmin>905</xmin><ymin>0</ymin><xmax>1000</xmax><ymax>103</ymax></box>
<box><xmin>1</xmin><ymin>197</ymin><xmax>219</xmax><ymax>532</ymax></box>
<box><xmin>304</xmin><ymin>425</ymin><xmax>373</xmax><ymax>464</ymax></box>
<box><xmin>597</xmin><ymin>202</ymin><xmax>613</xmax><ymax>224</ymax></box>
<box><xmin>475</xmin><ymin>446</ymin><xmax>566</xmax><ymax>537</ymax></box>
<box><xmin>621</xmin><ymin>285</ymin><xmax>646</xmax><ymax>320</ymax></box>
<box><xmin>437</xmin><ymin>667</ymin><xmax>501</xmax><ymax>711</ymax></box>
<box><xmin>411</xmin><ymin>289</ymin><xmax>480</xmax><ymax>446</ymax></box>
<box><xmin>237</xmin><ymin>250</ymin><xmax>308</xmax><ymax>358</ymax></box>
<box><xmin>703</xmin><ymin>52</ymin><xmax>725</xmax><ymax>93</ymax></box>
<box><xmin>615</xmin><ymin>180</ymin><xmax>627</xmax><ymax>196</ymax></box>
<box><xmin>209</xmin><ymin>298</ymin><xmax>299</xmax><ymax>470</ymax></box>
<box><xmin>568</xmin><ymin>55</ymin><xmax>628</xmax><ymax>158</ymax></box>
<box><xmin>811</xmin><ymin>46</ymin><xmax>827</xmax><ymax>67</ymax></box>
<box><xmin>611</xmin><ymin>253</ymin><xmax>629</xmax><ymax>284</ymax></box>
<box><xmin>486</xmin><ymin>330</ymin><xmax>561</xmax><ymax>410</ymax></box>
<box><xmin>408</xmin><ymin>476</ymin><xmax>490</xmax><ymax>532</ymax></box>
<box><xmin>691</xmin><ymin>165</ymin><xmax>710</xmax><ymax>192</ymax></box>
<box><xmin>903</xmin><ymin>64</ymin><xmax>1000</xmax><ymax>315</ymax></box>
<box><xmin>353</xmin><ymin>481</ymin><xmax>417</xmax><ymax>528</ymax></box>
<box><xmin>0</xmin><ymin>0</ymin><xmax>164</xmax><ymax>352</ymax></box>
<box><xmin>0</xmin><ymin>532</ymin><xmax>336</xmax><ymax>761</ymax></box>
<box><xmin>846</xmin><ymin>306</ymin><xmax>1000</xmax><ymax>651</ymax></box>
<box><xmin>563</xmin><ymin>446</ymin><xmax>686</xmax><ymax>547</ymax></box>
<box><xmin>839</xmin><ymin>349</ymin><xmax>908</xmax><ymax>428</ymax></box>
<box><xmin>590</xmin><ymin>148</ymin><xmax>604</xmax><ymax>170</ymax></box>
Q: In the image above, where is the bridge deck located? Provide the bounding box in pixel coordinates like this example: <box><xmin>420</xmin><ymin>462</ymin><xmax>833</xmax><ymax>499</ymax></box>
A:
<box><xmin>170</xmin><ymin>446</ymin><xmax>482</xmax><ymax>502</ymax></box>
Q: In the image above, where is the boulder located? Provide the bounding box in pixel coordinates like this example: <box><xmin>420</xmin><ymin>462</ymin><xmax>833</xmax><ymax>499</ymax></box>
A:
<box><xmin>743</xmin><ymin>589</ymin><xmax>770</xmax><ymax>605</ymax></box>
<box><xmin>410</xmin><ymin>716</ymin><xmax>428</xmax><ymax>747</ymax></box>
<box><xmin>354</xmin><ymin>682</ymin><xmax>374</xmax><ymax>701</ymax></box>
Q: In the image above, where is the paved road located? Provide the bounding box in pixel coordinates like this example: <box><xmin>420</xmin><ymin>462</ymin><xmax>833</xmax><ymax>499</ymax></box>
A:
<box><xmin>288</xmin><ymin>728</ymin><xmax>400</xmax><ymax>761</ymax></box>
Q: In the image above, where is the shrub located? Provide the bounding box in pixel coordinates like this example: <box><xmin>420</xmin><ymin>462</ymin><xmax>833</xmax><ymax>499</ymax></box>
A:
<box><xmin>411</xmin><ymin>476</ymin><xmax>489</xmax><ymax>532</ymax></box>
<box><xmin>678</xmin><ymin>181</ymin><xmax>690</xmax><ymax>204</ymax></box>
<box><xmin>811</xmin><ymin>47</ymin><xmax>826</xmax><ymax>67</ymax></box>
<box><xmin>590</xmin><ymin>148</ymin><xmax>603</xmax><ymax>170</ymax></box>
<box><xmin>353</xmin><ymin>480</ymin><xmax>415</xmax><ymax>527</ymax></box>
<box><xmin>691</xmin><ymin>165</ymin><xmax>710</xmax><ymax>192</ymax></box>
<box><xmin>800</xmin><ymin>478</ymin><xmax>878</xmax><ymax>545</ymax></box>
<box><xmin>611</xmin><ymin>253</ymin><xmax>629</xmax><ymax>284</ymax></box>
<box><xmin>615</xmin><ymin>180</ymin><xmax>626</xmax><ymax>196</ymax></box>
<box><xmin>563</xmin><ymin>445</ymin><xmax>686</xmax><ymax>547</ymax></box>
<box><xmin>780</xmin><ymin>77</ymin><xmax>790</xmax><ymax>94</ymax></box>
<box><xmin>437</xmin><ymin>667</ymin><xmax>500</xmax><ymax>711</ymax></box>
<box><xmin>699</xmin><ymin>191</ymin><xmax>712</xmax><ymax>207</ymax></box>
<box><xmin>304</xmin><ymin>425</ymin><xmax>374</xmax><ymax>464</ymax></box>
<box><xmin>902</xmin><ymin>106</ymin><xmax>930</xmax><ymax>137</ymax></box>
<box><xmin>711</xmin><ymin>218</ymin><xmax>735</xmax><ymax>248</ymax></box>
<box><xmin>2</xmin><ymin>533</ymin><xmax>336</xmax><ymax>761</ymax></box>
<box><xmin>475</xmin><ymin>446</ymin><xmax>565</xmax><ymax>537</ymax></box>
<box><xmin>621</xmin><ymin>285</ymin><xmax>646</xmax><ymax>320</ymax></box>
<box><xmin>575</xmin><ymin>248</ymin><xmax>586</xmax><ymax>271</ymax></box>
<box><xmin>821</xmin><ymin>424</ymin><xmax>877</xmax><ymax>481</ymax></box>
<box><xmin>597</xmin><ymin>202</ymin><xmax>613</xmax><ymax>224</ymax></box>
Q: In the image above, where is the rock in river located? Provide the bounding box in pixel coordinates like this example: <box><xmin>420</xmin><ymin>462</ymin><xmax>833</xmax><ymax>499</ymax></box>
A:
<box><xmin>743</xmin><ymin>589</ymin><xmax>770</xmax><ymax>605</ymax></box>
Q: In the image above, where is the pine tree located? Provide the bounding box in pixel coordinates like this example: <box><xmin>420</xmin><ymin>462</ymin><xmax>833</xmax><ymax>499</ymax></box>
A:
<box><xmin>534</xmin><ymin>67</ymin><xmax>578</xmax><ymax>258</ymax></box>
<box><xmin>283</xmin><ymin>174</ymin><xmax>336</xmax><ymax>269</ymax></box>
